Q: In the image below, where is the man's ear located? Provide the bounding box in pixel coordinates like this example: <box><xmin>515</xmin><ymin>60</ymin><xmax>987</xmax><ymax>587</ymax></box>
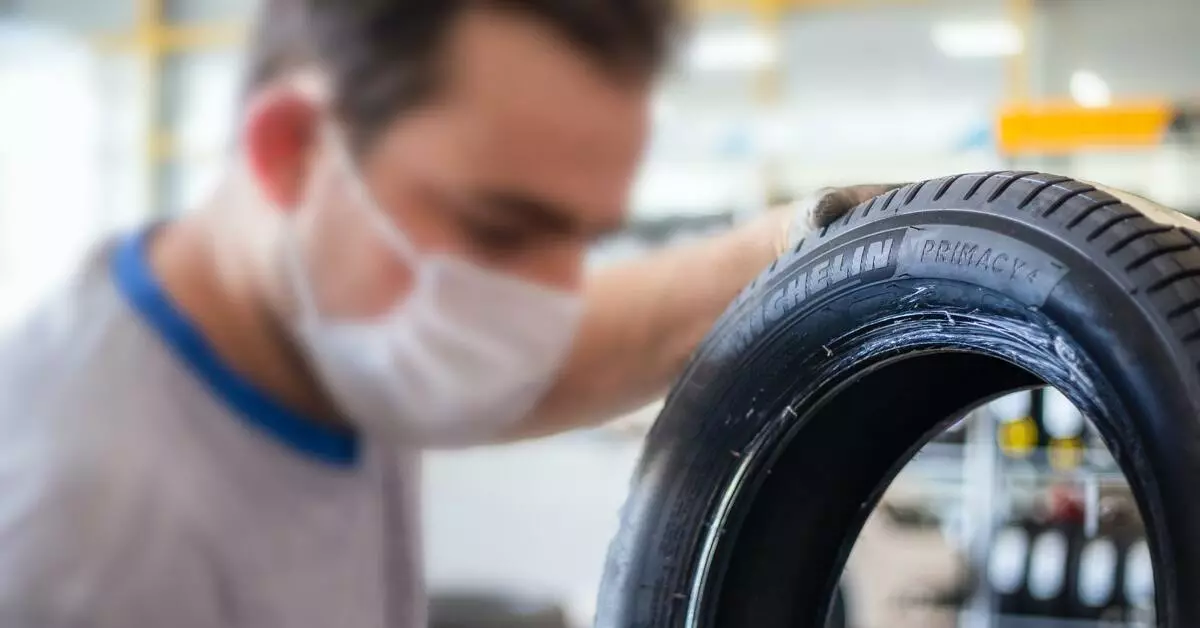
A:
<box><xmin>240</xmin><ymin>87</ymin><xmax>322</xmax><ymax>211</ymax></box>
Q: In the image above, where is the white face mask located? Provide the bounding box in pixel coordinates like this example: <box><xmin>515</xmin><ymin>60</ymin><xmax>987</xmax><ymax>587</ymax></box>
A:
<box><xmin>285</xmin><ymin>129</ymin><xmax>584</xmax><ymax>445</ymax></box>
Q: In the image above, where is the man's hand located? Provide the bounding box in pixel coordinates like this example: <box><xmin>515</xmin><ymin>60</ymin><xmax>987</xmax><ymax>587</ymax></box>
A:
<box><xmin>775</xmin><ymin>184</ymin><xmax>908</xmax><ymax>256</ymax></box>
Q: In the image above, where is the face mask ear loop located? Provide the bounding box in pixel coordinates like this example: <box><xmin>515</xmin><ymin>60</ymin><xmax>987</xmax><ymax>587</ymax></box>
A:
<box><xmin>284</xmin><ymin>154</ymin><xmax>338</xmax><ymax>328</ymax></box>
<box><xmin>324</xmin><ymin>125</ymin><xmax>424</xmax><ymax>267</ymax></box>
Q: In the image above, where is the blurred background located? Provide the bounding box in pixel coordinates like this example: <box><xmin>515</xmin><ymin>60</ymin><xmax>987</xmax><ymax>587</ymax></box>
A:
<box><xmin>0</xmin><ymin>0</ymin><xmax>1195</xmax><ymax>626</ymax></box>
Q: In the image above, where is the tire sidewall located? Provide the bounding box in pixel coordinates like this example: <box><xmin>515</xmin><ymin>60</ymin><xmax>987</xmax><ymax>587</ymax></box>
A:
<box><xmin>600</xmin><ymin>204</ymin><xmax>1199</xmax><ymax>627</ymax></box>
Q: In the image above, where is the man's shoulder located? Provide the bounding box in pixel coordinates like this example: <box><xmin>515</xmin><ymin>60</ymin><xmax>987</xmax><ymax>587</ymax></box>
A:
<box><xmin>0</xmin><ymin>240</ymin><xmax>164</xmax><ymax>412</ymax></box>
<box><xmin>0</xmin><ymin>238</ymin><xmax>188</xmax><ymax>489</ymax></box>
<box><xmin>0</xmin><ymin>243</ymin><xmax>201</xmax><ymax>619</ymax></box>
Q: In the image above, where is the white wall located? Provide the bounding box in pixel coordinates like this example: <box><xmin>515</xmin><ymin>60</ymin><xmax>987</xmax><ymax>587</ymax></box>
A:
<box><xmin>642</xmin><ymin>1</ymin><xmax>1011</xmax><ymax>214</ymax></box>
<box><xmin>422</xmin><ymin>434</ymin><xmax>645</xmax><ymax>626</ymax></box>
<box><xmin>161</xmin><ymin>49</ymin><xmax>243</xmax><ymax>216</ymax></box>
<box><xmin>1037</xmin><ymin>0</ymin><xmax>1200</xmax><ymax>100</ymax></box>
<box><xmin>0</xmin><ymin>23</ymin><xmax>108</xmax><ymax>327</ymax></box>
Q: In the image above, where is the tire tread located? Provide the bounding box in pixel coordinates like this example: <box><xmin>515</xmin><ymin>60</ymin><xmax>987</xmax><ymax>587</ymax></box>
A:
<box><xmin>750</xmin><ymin>171</ymin><xmax>1200</xmax><ymax>383</ymax></box>
<box><xmin>603</xmin><ymin>169</ymin><xmax>1200</xmax><ymax>628</ymax></box>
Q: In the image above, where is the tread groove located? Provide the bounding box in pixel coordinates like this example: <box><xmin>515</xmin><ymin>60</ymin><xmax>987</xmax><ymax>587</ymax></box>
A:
<box><xmin>1167</xmin><ymin>298</ymin><xmax>1200</xmax><ymax>321</ymax></box>
<box><xmin>1181</xmin><ymin>229</ymin><xmax>1200</xmax><ymax>249</ymax></box>
<box><xmin>987</xmin><ymin>171</ymin><xmax>1038</xmax><ymax>202</ymax></box>
<box><xmin>1106</xmin><ymin>226</ymin><xmax>1174</xmax><ymax>256</ymax></box>
<box><xmin>718</xmin><ymin>174</ymin><xmax>1200</xmax><ymax>411</ymax></box>
<box><xmin>840</xmin><ymin>203</ymin><xmax>857</xmax><ymax>226</ymax></box>
<box><xmin>932</xmin><ymin>173</ymin><xmax>968</xmax><ymax>201</ymax></box>
<box><xmin>862</xmin><ymin>194</ymin><xmax>881</xmax><ymax>218</ymax></box>
<box><xmin>1087</xmin><ymin>212</ymin><xmax>1140</xmax><ymax>242</ymax></box>
<box><xmin>1147</xmin><ymin>269</ymin><xmax>1200</xmax><ymax>295</ymax></box>
<box><xmin>1067</xmin><ymin>199</ymin><xmax>1123</xmax><ymax>229</ymax></box>
<box><xmin>1017</xmin><ymin>176</ymin><xmax>1074</xmax><ymax>209</ymax></box>
<box><xmin>1127</xmin><ymin>242</ymin><xmax>1197</xmax><ymax>272</ymax></box>
<box><xmin>903</xmin><ymin>180</ymin><xmax>928</xmax><ymax>206</ymax></box>
<box><xmin>1043</xmin><ymin>186</ymin><xmax>1097</xmax><ymax>218</ymax></box>
<box><xmin>880</xmin><ymin>188</ymin><xmax>901</xmax><ymax>212</ymax></box>
<box><xmin>963</xmin><ymin>172</ymin><xmax>1000</xmax><ymax>201</ymax></box>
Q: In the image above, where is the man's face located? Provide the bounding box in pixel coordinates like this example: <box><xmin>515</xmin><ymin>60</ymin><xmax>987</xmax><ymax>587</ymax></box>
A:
<box><xmin>282</xmin><ymin>9</ymin><xmax>650</xmax><ymax>320</ymax></box>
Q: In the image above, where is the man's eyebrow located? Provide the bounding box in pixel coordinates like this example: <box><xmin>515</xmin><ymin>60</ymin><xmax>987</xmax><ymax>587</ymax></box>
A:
<box><xmin>479</xmin><ymin>191</ymin><xmax>626</xmax><ymax>238</ymax></box>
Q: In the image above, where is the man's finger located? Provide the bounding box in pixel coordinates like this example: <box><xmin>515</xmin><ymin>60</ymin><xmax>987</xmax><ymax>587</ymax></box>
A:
<box><xmin>812</xmin><ymin>184</ymin><xmax>907</xmax><ymax>227</ymax></box>
<box><xmin>780</xmin><ymin>183</ymin><xmax>909</xmax><ymax>255</ymax></box>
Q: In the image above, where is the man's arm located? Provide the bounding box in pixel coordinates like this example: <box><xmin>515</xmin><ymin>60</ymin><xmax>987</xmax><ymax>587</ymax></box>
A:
<box><xmin>512</xmin><ymin>211</ymin><xmax>786</xmax><ymax>440</ymax></box>
<box><xmin>512</xmin><ymin>184</ymin><xmax>905</xmax><ymax>441</ymax></box>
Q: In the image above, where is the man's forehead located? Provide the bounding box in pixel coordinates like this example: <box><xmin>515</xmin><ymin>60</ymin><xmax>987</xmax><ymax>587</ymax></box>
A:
<box><xmin>402</xmin><ymin>11</ymin><xmax>644</xmax><ymax>215</ymax></box>
<box><xmin>443</xmin><ymin>8</ymin><xmax>649</xmax><ymax>126</ymax></box>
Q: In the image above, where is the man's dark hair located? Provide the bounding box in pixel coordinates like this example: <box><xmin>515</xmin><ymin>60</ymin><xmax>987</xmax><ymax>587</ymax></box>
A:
<box><xmin>245</xmin><ymin>0</ymin><xmax>679</xmax><ymax>154</ymax></box>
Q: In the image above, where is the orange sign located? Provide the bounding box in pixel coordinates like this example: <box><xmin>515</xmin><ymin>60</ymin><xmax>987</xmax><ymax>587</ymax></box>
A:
<box><xmin>997</xmin><ymin>101</ymin><xmax>1175</xmax><ymax>155</ymax></box>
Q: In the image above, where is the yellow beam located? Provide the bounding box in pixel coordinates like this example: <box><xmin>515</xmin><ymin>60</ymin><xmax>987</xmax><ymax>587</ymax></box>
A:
<box><xmin>691</xmin><ymin>0</ymin><xmax>928</xmax><ymax>12</ymax></box>
<box><xmin>95</xmin><ymin>0</ymin><xmax>931</xmax><ymax>50</ymax></box>
<box><xmin>136</xmin><ymin>0</ymin><xmax>161</xmax><ymax>29</ymax></box>
<box><xmin>83</xmin><ymin>0</ymin><xmax>249</xmax><ymax>214</ymax></box>
<box><xmin>133</xmin><ymin>0</ymin><xmax>167</xmax><ymax>216</ymax></box>
<box><xmin>149</xmin><ymin>131</ymin><xmax>179</xmax><ymax>162</ymax></box>
<box><xmin>751</xmin><ymin>0</ymin><xmax>786</xmax><ymax>104</ymax></box>
<box><xmin>91</xmin><ymin>22</ymin><xmax>247</xmax><ymax>53</ymax></box>
<box><xmin>751</xmin><ymin>0</ymin><xmax>788</xmax><ymax>13</ymax></box>
<box><xmin>1004</xmin><ymin>0</ymin><xmax>1034</xmax><ymax>103</ymax></box>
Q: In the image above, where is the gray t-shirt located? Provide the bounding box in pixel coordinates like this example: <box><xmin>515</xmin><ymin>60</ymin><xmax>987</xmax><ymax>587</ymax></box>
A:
<box><xmin>0</xmin><ymin>231</ymin><xmax>425</xmax><ymax>627</ymax></box>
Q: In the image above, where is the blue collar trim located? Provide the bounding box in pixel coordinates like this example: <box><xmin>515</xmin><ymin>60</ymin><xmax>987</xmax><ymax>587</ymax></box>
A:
<box><xmin>111</xmin><ymin>229</ymin><xmax>360</xmax><ymax>467</ymax></box>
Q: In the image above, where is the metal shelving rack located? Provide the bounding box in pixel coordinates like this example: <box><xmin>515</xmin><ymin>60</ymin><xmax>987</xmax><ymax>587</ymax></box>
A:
<box><xmin>891</xmin><ymin>390</ymin><xmax>1152</xmax><ymax>628</ymax></box>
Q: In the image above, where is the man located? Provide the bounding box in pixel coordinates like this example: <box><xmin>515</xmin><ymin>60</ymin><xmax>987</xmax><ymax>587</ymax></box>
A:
<box><xmin>0</xmin><ymin>1</ymin><xmax>893</xmax><ymax>626</ymax></box>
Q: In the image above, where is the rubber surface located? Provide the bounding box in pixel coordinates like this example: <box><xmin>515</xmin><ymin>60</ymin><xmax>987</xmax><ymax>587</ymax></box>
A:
<box><xmin>596</xmin><ymin>172</ymin><xmax>1200</xmax><ymax>628</ymax></box>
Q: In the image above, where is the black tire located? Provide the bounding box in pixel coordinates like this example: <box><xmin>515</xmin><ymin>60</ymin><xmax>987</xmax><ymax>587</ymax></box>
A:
<box><xmin>824</xmin><ymin>585</ymin><xmax>846</xmax><ymax>628</ymax></box>
<box><xmin>597</xmin><ymin>172</ymin><xmax>1200</xmax><ymax>628</ymax></box>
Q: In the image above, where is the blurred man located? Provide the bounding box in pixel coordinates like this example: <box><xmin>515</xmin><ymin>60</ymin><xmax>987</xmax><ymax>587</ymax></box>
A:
<box><xmin>0</xmin><ymin>1</ymin><xmax>890</xmax><ymax>625</ymax></box>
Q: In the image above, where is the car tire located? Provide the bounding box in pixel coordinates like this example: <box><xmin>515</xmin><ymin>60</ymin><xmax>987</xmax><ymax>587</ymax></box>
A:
<box><xmin>596</xmin><ymin>172</ymin><xmax>1200</xmax><ymax>628</ymax></box>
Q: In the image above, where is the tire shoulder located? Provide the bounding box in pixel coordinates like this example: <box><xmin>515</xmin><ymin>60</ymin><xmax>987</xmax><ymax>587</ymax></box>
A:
<box><xmin>747</xmin><ymin>171</ymin><xmax>1200</xmax><ymax>384</ymax></box>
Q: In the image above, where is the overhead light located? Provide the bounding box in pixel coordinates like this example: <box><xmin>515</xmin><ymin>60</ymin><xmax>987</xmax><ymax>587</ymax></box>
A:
<box><xmin>933</xmin><ymin>20</ymin><xmax>1023</xmax><ymax>58</ymax></box>
<box><xmin>1042</xmin><ymin>388</ymin><xmax>1084</xmax><ymax>439</ymax></box>
<box><xmin>687</xmin><ymin>30</ymin><xmax>776</xmax><ymax>72</ymax></box>
<box><xmin>1070</xmin><ymin>70</ymin><xmax>1112</xmax><ymax>108</ymax></box>
<box><xmin>989</xmin><ymin>391</ymin><xmax>1032</xmax><ymax>422</ymax></box>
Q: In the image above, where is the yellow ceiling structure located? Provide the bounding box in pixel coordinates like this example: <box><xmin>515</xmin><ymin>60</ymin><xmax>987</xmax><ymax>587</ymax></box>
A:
<box><xmin>89</xmin><ymin>0</ymin><xmax>937</xmax><ymax>53</ymax></box>
<box><xmin>692</xmin><ymin>0</ymin><xmax>928</xmax><ymax>12</ymax></box>
<box><xmin>82</xmin><ymin>0</ymin><xmax>1033</xmax><ymax>214</ymax></box>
